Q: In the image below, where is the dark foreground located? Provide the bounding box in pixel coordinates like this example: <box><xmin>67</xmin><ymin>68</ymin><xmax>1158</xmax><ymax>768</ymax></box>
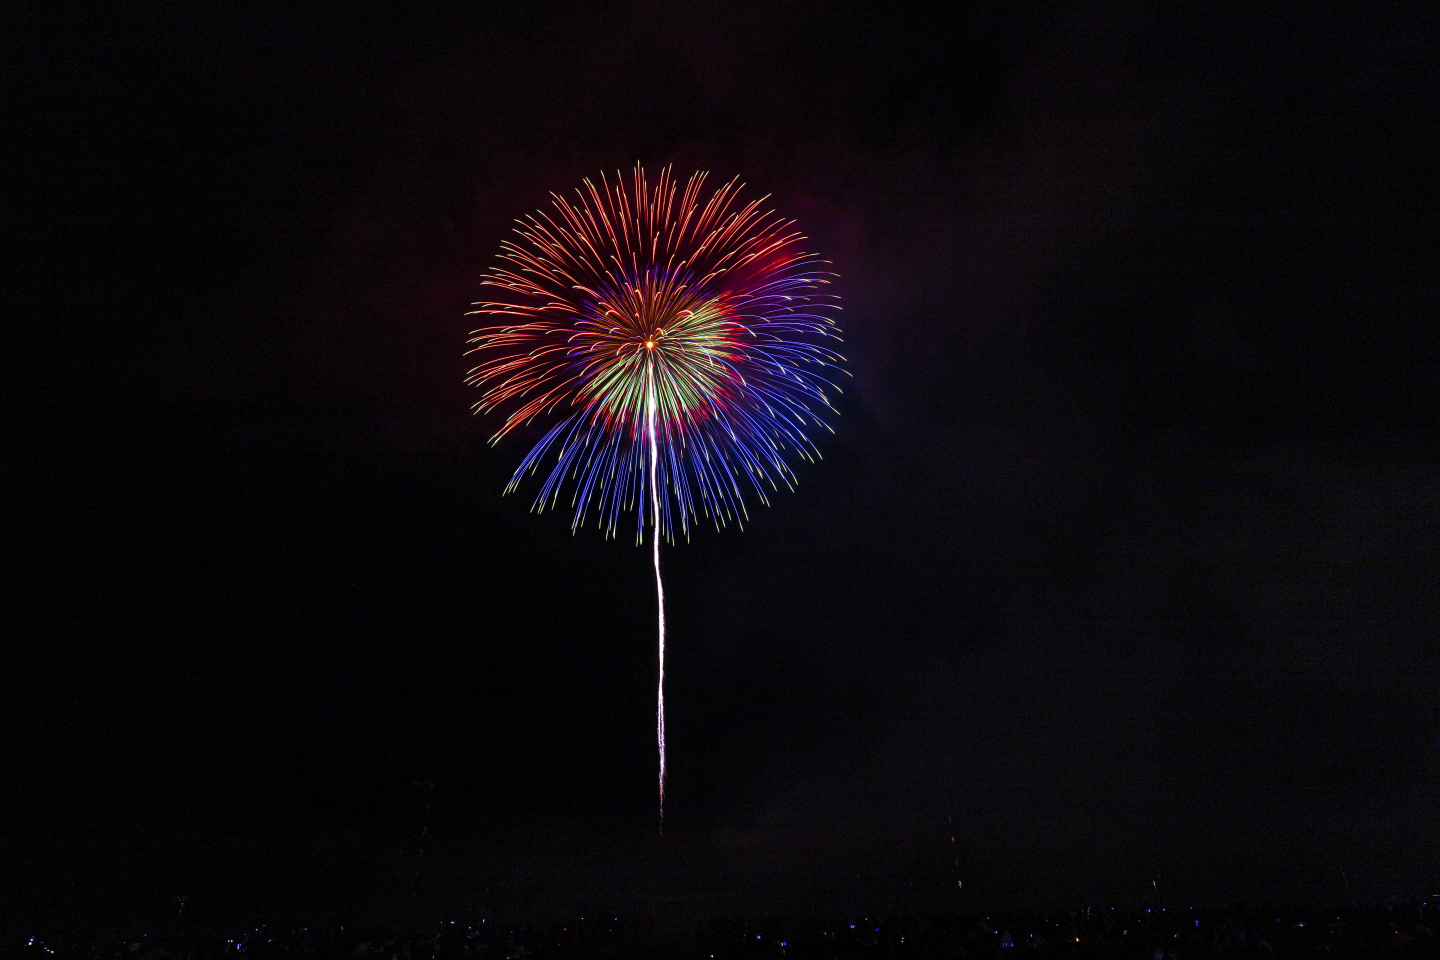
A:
<box><xmin>6</xmin><ymin>902</ymin><xmax>1440</xmax><ymax>960</ymax></box>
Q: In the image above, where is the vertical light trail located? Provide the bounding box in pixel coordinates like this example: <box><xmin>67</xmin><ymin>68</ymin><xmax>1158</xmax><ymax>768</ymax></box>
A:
<box><xmin>646</xmin><ymin>358</ymin><xmax>667</xmax><ymax>831</ymax></box>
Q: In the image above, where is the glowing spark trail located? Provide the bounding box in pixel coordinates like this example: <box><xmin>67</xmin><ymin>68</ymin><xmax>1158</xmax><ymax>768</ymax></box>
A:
<box><xmin>466</xmin><ymin>165</ymin><xmax>845</xmax><ymax>824</ymax></box>
<box><xmin>647</xmin><ymin>362</ymin><xmax>666</xmax><ymax>829</ymax></box>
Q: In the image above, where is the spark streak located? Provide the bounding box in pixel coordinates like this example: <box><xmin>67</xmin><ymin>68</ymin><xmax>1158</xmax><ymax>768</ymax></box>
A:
<box><xmin>647</xmin><ymin>361</ymin><xmax>667</xmax><ymax>828</ymax></box>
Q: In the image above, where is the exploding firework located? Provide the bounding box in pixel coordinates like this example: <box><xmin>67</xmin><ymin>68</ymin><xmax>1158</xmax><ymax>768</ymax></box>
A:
<box><xmin>466</xmin><ymin>165</ymin><xmax>845</xmax><ymax>825</ymax></box>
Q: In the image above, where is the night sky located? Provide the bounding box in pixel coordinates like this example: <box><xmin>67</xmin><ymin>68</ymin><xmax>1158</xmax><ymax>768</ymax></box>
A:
<box><xmin>6</xmin><ymin>5</ymin><xmax>1440</xmax><ymax>927</ymax></box>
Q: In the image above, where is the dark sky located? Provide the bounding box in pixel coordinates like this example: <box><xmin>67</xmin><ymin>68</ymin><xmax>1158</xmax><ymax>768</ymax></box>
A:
<box><xmin>6</xmin><ymin>3</ymin><xmax>1440</xmax><ymax>926</ymax></box>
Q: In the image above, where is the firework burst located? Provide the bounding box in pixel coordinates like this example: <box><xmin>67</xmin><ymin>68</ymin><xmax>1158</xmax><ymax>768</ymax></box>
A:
<box><xmin>466</xmin><ymin>165</ymin><xmax>845</xmax><ymax>824</ymax></box>
<box><xmin>466</xmin><ymin>165</ymin><xmax>844</xmax><ymax>540</ymax></box>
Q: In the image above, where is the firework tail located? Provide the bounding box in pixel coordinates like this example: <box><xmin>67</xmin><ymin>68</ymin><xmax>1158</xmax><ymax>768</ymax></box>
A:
<box><xmin>647</xmin><ymin>360</ymin><xmax>667</xmax><ymax>830</ymax></box>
